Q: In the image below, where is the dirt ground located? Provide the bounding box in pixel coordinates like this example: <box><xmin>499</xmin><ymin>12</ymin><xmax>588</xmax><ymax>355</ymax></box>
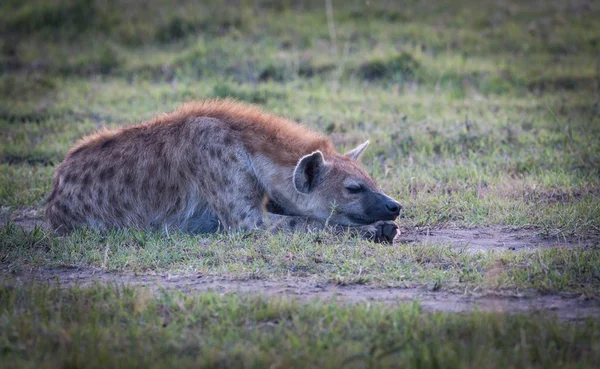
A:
<box><xmin>3</xmin><ymin>265</ymin><xmax>600</xmax><ymax>320</ymax></box>
<box><xmin>396</xmin><ymin>226</ymin><xmax>599</xmax><ymax>252</ymax></box>
<box><xmin>3</xmin><ymin>211</ymin><xmax>600</xmax><ymax>320</ymax></box>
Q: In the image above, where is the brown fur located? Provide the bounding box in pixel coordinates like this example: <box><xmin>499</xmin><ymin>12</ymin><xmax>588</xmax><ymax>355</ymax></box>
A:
<box><xmin>46</xmin><ymin>99</ymin><xmax>400</xmax><ymax>242</ymax></box>
<box><xmin>70</xmin><ymin>99</ymin><xmax>336</xmax><ymax>166</ymax></box>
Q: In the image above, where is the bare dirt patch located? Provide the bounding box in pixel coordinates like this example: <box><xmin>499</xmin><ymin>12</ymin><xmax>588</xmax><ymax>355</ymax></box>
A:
<box><xmin>3</xmin><ymin>266</ymin><xmax>599</xmax><ymax>320</ymax></box>
<box><xmin>397</xmin><ymin>226</ymin><xmax>599</xmax><ymax>252</ymax></box>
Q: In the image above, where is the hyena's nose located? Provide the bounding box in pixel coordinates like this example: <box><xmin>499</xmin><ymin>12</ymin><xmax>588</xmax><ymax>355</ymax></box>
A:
<box><xmin>385</xmin><ymin>201</ymin><xmax>402</xmax><ymax>216</ymax></box>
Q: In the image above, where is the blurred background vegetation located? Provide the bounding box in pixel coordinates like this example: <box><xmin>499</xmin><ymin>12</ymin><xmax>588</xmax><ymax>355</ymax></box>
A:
<box><xmin>1</xmin><ymin>0</ymin><xmax>599</xmax><ymax>233</ymax></box>
<box><xmin>2</xmin><ymin>0</ymin><xmax>598</xmax><ymax>90</ymax></box>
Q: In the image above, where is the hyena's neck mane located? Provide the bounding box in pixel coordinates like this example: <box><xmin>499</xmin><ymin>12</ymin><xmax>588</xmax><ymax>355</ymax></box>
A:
<box><xmin>170</xmin><ymin>99</ymin><xmax>337</xmax><ymax>166</ymax></box>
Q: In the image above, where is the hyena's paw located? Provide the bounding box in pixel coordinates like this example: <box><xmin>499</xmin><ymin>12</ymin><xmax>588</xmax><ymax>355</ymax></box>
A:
<box><xmin>357</xmin><ymin>220</ymin><xmax>399</xmax><ymax>243</ymax></box>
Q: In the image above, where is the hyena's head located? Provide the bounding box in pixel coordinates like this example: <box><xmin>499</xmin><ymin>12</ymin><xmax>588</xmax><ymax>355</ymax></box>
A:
<box><xmin>293</xmin><ymin>141</ymin><xmax>402</xmax><ymax>226</ymax></box>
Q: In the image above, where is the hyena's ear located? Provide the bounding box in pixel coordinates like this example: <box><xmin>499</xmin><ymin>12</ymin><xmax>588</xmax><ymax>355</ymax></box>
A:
<box><xmin>293</xmin><ymin>151</ymin><xmax>331</xmax><ymax>194</ymax></box>
<box><xmin>345</xmin><ymin>140</ymin><xmax>369</xmax><ymax>161</ymax></box>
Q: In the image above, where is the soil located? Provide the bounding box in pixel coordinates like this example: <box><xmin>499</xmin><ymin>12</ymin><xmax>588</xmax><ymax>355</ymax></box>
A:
<box><xmin>397</xmin><ymin>226</ymin><xmax>600</xmax><ymax>253</ymax></box>
<box><xmin>3</xmin><ymin>211</ymin><xmax>599</xmax><ymax>319</ymax></box>
<box><xmin>3</xmin><ymin>266</ymin><xmax>599</xmax><ymax>320</ymax></box>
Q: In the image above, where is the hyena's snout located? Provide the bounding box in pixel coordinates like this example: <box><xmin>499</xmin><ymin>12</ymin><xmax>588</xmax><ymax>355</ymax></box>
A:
<box><xmin>384</xmin><ymin>198</ymin><xmax>402</xmax><ymax>218</ymax></box>
<box><xmin>369</xmin><ymin>193</ymin><xmax>403</xmax><ymax>221</ymax></box>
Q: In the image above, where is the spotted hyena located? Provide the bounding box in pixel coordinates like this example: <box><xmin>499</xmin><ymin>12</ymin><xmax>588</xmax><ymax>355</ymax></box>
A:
<box><xmin>46</xmin><ymin>100</ymin><xmax>402</xmax><ymax>242</ymax></box>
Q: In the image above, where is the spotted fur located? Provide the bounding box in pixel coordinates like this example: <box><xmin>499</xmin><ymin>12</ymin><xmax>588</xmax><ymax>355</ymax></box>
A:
<box><xmin>46</xmin><ymin>99</ymin><xmax>401</xmax><ymax>242</ymax></box>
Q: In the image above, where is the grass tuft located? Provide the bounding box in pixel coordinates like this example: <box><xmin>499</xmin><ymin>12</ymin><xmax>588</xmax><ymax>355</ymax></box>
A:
<box><xmin>354</xmin><ymin>52</ymin><xmax>420</xmax><ymax>81</ymax></box>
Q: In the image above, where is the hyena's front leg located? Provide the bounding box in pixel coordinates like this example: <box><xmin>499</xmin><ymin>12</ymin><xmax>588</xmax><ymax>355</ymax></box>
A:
<box><xmin>263</xmin><ymin>213</ymin><xmax>326</xmax><ymax>233</ymax></box>
<box><xmin>263</xmin><ymin>199</ymin><xmax>398</xmax><ymax>242</ymax></box>
<box><xmin>263</xmin><ymin>213</ymin><xmax>399</xmax><ymax>243</ymax></box>
<box><xmin>194</xmin><ymin>123</ymin><xmax>273</xmax><ymax>233</ymax></box>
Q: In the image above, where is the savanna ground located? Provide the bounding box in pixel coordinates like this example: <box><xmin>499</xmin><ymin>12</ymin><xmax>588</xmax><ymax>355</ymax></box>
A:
<box><xmin>1</xmin><ymin>0</ymin><xmax>599</xmax><ymax>367</ymax></box>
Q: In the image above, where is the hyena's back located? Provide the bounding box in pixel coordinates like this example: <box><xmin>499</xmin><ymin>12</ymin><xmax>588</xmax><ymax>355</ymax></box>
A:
<box><xmin>46</xmin><ymin>113</ymin><xmax>258</xmax><ymax>234</ymax></box>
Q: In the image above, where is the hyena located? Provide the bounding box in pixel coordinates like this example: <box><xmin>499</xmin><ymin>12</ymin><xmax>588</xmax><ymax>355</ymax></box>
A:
<box><xmin>46</xmin><ymin>99</ymin><xmax>402</xmax><ymax>242</ymax></box>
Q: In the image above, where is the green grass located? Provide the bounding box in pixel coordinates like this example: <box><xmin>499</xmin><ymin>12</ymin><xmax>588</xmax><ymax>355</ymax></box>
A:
<box><xmin>2</xmin><ymin>224</ymin><xmax>600</xmax><ymax>297</ymax></box>
<box><xmin>1</xmin><ymin>282</ymin><xmax>599</xmax><ymax>369</ymax></box>
<box><xmin>1</xmin><ymin>0</ymin><xmax>600</xmax><ymax>364</ymax></box>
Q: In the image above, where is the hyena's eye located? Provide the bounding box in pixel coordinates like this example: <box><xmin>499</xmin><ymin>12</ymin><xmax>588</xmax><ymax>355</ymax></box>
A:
<box><xmin>345</xmin><ymin>184</ymin><xmax>364</xmax><ymax>194</ymax></box>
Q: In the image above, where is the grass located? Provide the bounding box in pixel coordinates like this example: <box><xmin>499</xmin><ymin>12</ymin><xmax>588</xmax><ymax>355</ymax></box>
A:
<box><xmin>1</xmin><ymin>282</ymin><xmax>599</xmax><ymax>369</ymax></box>
<box><xmin>2</xmin><ymin>224</ymin><xmax>600</xmax><ymax>297</ymax></box>
<box><xmin>0</xmin><ymin>0</ymin><xmax>599</xmax><ymax>365</ymax></box>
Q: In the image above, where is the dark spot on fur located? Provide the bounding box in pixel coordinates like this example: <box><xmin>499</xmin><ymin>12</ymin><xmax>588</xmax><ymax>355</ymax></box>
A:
<box><xmin>214</xmin><ymin>147</ymin><xmax>222</xmax><ymax>158</ymax></box>
<box><xmin>89</xmin><ymin>160</ymin><xmax>100</xmax><ymax>171</ymax></box>
<box><xmin>289</xmin><ymin>219</ymin><xmax>297</xmax><ymax>230</ymax></box>
<box><xmin>82</xmin><ymin>173</ymin><xmax>92</xmax><ymax>187</ymax></box>
<box><xmin>239</xmin><ymin>211</ymin><xmax>247</xmax><ymax>220</ymax></box>
<box><xmin>101</xmin><ymin>139</ymin><xmax>115</xmax><ymax>150</ymax></box>
<box><xmin>64</xmin><ymin>173</ymin><xmax>73</xmax><ymax>183</ymax></box>
<box><xmin>151</xmin><ymin>195</ymin><xmax>160</xmax><ymax>209</ymax></box>
<box><xmin>97</xmin><ymin>187</ymin><xmax>105</xmax><ymax>204</ymax></box>
<box><xmin>123</xmin><ymin>155</ymin><xmax>137</xmax><ymax>167</ymax></box>
<box><xmin>138</xmin><ymin>130</ymin><xmax>151</xmax><ymax>141</ymax></box>
<box><xmin>148</xmin><ymin>162</ymin><xmax>158</xmax><ymax>174</ymax></box>
<box><xmin>209</xmin><ymin>147</ymin><xmax>216</xmax><ymax>158</ymax></box>
<box><xmin>122</xmin><ymin>201</ymin><xmax>132</xmax><ymax>211</ymax></box>
<box><xmin>244</xmin><ymin>172</ymin><xmax>256</xmax><ymax>185</ymax></box>
<box><xmin>169</xmin><ymin>184</ymin><xmax>179</xmax><ymax>193</ymax></box>
<box><xmin>223</xmin><ymin>135</ymin><xmax>233</xmax><ymax>145</ymax></box>
<box><xmin>109</xmin><ymin>190</ymin><xmax>119</xmax><ymax>205</ymax></box>
<box><xmin>99</xmin><ymin>167</ymin><xmax>115</xmax><ymax>181</ymax></box>
<box><xmin>57</xmin><ymin>201</ymin><xmax>69</xmax><ymax>215</ymax></box>
<box><xmin>155</xmin><ymin>141</ymin><xmax>165</xmax><ymax>156</ymax></box>
<box><xmin>265</xmin><ymin>199</ymin><xmax>286</xmax><ymax>215</ymax></box>
<box><xmin>83</xmin><ymin>203</ymin><xmax>92</xmax><ymax>213</ymax></box>
<box><xmin>124</xmin><ymin>172</ymin><xmax>134</xmax><ymax>185</ymax></box>
<box><xmin>229</xmin><ymin>153</ymin><xmax>238</xmax><ymax>163</ymax></box>
<box><xmin>157</xmin><ymin>180</ymin><xmax>166</xmax><ymax>192</ymax></box>
<box><xmin>142</xmin><ymin>176</ymin><xmax>151</xmax><ymax>191</ymax></box>
<box><xmin>188</xmin><ymin>160</ymin><xmax>197</xmax><ymax>172</ymax></box>
<box><xmin>77</xmin><ymin>192</ymin><xmax>84</xmax><ymax>202</ymax></box>
<box><xmin>223</xmin><ymin>178</ymin><xmax>232</xmax><ymax>187</ymax></box>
